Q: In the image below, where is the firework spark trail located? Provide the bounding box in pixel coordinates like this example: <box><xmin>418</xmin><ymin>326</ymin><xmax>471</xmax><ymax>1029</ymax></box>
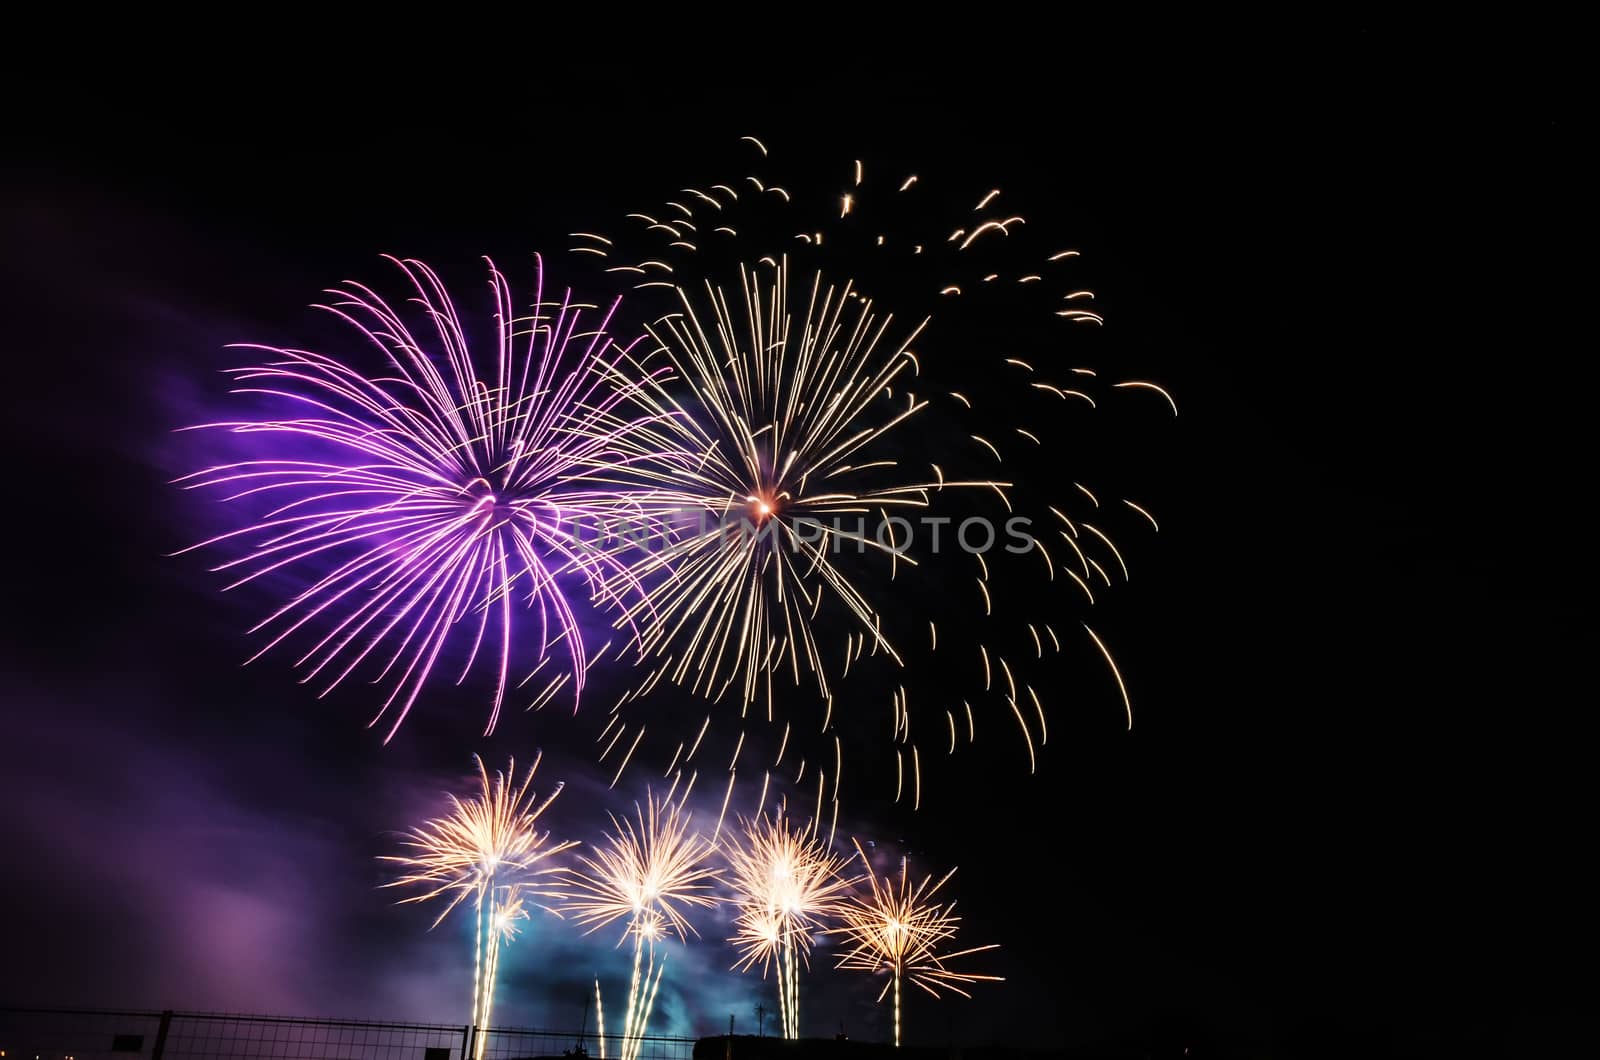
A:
<box><xmin>177</xmin><ymin>255</ymin><xmax>669</xmax><ymax>740</ymax></box>
<box><xmin>382</xmin><ymin>755</ymin><xmax>575</xmax><ymax>1059</ymax></box>
<box><xmin>480</xmin><ymin>884</ymin><xmax>532</xmax><ymax>1045</ymax></box>
<box><xmin>564</xmin><ymin>792</ymin><xmax>721</xmax><ymax>1057</ymax></box>
<box><xmin>569</xmin><ymin>139</ymin><xmax>1171</xmax><ymax>800</ymax></box>
<box><xmin>725</xmin><ymin>814</ymin><xmax>860</xmax><ymax>1038</ymax></box>
<box><xmin>832</xmin><ymin>841</ymin><xmax>1001</xmax><ymax>1047</ymax></box>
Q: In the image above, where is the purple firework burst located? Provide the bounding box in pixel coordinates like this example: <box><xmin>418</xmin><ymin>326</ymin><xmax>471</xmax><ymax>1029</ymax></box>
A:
<box><xmin>177</xmin><ymin>255</ymin><xmax>660</xmax><ymax>740</ymax></box>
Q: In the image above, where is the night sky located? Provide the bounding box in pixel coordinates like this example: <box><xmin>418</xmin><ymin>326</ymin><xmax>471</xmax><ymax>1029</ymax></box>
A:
<box><xmin>1</xmin><ymin>27</ymin><xmax>1589</xmax><ymax>1059</ymax></box>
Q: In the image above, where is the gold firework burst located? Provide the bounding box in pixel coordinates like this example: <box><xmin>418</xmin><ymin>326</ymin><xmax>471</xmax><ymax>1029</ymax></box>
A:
<box><xmin>725</xmin><ymin>813</ymin><xmax>859</xmax><ymax>1038</ymax></box>
<box><xmin>593</xmin><ymin>259</ymin><xmax>1007</xmax><ymax>715</ymax></box>
<box><xmin>382</xmin><ymin>755</ymin><xmax>575</xmax><ymax>1058</ymax></box>
<box><xmin>564</xmin><ymin>792</ymin><xmax>722</xmax><ymax>1060</ymax></box>
<box><xmin>832</xmin><ymin>841</ymin><xmax>1001</xmax><ymax>1046</ymax></box>
<box><xmin>564</xmin><ymin>791</ymin><xmax>722</xmax><ymax>940</ymax></box>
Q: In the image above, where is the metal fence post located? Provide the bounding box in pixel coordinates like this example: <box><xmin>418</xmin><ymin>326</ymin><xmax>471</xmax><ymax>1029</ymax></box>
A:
<box><xmin>461</xmin><ymin>1023</ymin><xmax>474</xmax><ymax>1060</ymax></box>
<box><xmin>150</xmin><ymin>1010</ymin><xmax>173</xmax><ymax>1060</ymax></box>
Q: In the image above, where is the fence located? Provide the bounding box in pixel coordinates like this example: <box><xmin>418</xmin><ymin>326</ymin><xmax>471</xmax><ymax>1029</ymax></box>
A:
<box><xmin>0</xmin><ymin>1009</ymin><xmax>697</xmax><ymax>1060</ymax></box>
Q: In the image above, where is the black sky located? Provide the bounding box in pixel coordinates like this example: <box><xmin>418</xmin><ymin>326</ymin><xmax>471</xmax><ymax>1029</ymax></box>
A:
<box><xmin>1</xmin><ymin>25</ymin><xmax>1591</xmax><ymax>1060</ymax></box>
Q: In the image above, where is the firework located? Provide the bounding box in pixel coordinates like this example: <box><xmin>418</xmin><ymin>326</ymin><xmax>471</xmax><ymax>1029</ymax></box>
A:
<box><xmin>594</xmin><ymin>259</ymin><xmax>1005</xmax><ymax>712</ymax></box>
<box><xmin>571</xmin><ymin>140</ymin><xmax>1171</xmax><ymax>803</ymax></box>
<box><xmin>177</xmin><ymin>255</ymin><xmax>662</xmax><ymax>740</ymax></box>
<box><xmin>383</xmin><ymin>754</ymin><xmax>576</xmax><ymax>1058</ymax></box>
<box><xmin>832</xmin><ymin>841</ymin><xmax>1000</xmax><ymax>1047</ymax></box>
<box><xmin>725</xmin><ymin>814</ymin><xmax>859</xmax><ymax>1039</ymax></box>
<box><xmin>565</xmin><ymin>793</ymin><xmax>722</xmax><ymax>1058</ymax></box>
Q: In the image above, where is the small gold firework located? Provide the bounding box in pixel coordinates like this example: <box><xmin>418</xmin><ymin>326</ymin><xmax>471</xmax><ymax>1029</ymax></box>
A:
<box><xmin>725</xmin><ymin>814</ymin><xmax>859</xmax><ymax>1038</ymax></box>
<box><xmin>564</xmin><ymin>790</ymin><xmax>723</xmax><ymax>941</ymax></box>
<box><xmin>382</xmin><ymin>755</ymin><xmax>575</xmax><ymax>1059</ymax></box>
<box><xmin>832</xmin><ymin>841</ymin><xmax>1001</xmax><ymax>1046</ymax></box>
<box><xmin>565</xmin><ymin>793</ymin><xmax>720</xmax><ymax>1060</ymax></box>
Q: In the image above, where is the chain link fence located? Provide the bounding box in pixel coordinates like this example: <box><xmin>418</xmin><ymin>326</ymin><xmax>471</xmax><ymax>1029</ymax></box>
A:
<box><xmin>0</xmin><ymin>1009</ymin><xmax>696</xmax><ymax>1060</ymax></box>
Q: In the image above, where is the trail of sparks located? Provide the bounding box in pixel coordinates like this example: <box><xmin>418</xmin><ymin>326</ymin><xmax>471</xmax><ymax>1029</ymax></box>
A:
<box><xmin>1083</xmin><ymin>623</ymin><xmax>1133</xmax><ymax>729</ymax></box>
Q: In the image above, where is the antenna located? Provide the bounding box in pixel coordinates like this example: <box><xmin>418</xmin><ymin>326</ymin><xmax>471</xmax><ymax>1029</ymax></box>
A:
<box><xmin>574</xmin><ymin>987</ymin><xmax>592</xmax><ymax>1057</ymax></box>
